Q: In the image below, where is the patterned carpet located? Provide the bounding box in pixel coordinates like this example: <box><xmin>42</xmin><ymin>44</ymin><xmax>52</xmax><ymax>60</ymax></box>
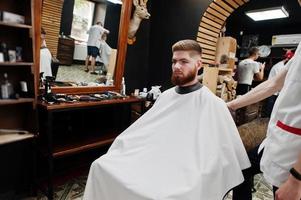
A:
<box><xmin>22</xmin><ymin>174</ymin><xmax>273</xmax><ymax>200</ymax></box>
<box><xmin>55</xmin><ymin>64</ymin><xmax>108</xmax><ymax>85</ymax></box>
<box><xmin>225</xmin><ymin>174</ymin><xmax>273</xmax><ymax>200</ymax></box>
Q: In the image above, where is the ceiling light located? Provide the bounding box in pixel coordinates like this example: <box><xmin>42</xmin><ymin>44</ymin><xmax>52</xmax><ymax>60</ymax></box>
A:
<box><xmin>245</xmin><ymin>6</ymin><xmax>289</xmax><ymax>21</ymax></box>
<box><xmin>107</xmin><ymin>0</ymin><xmax>122</xmax><ymax>4</ymax></box>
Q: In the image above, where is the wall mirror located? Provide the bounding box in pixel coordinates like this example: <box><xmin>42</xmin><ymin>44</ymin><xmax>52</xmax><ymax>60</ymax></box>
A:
<box><xmin>40</xmin><ymin>0</ymin><xmax>132</xmax><ymax>94</ymax></box>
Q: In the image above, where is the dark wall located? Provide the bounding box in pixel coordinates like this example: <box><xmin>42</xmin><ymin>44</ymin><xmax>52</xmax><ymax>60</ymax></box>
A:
<box><xmin>124</xmin><ymin>0</ymin><xmax>211</xmax><ymax>93</ymax></box>
<box><xmin>104</xmin><ymin>2</ymin><xmax>121</xmax><ymax>49</ymax></box>
<box><xmin>226</xmin><ymin>0</ymin><xmax>301</xmax><ymax>52</ymax></box>
<box><xmin>60</xmin><ymin>0</ymin><xmax>74</xmax><ymax>36</ymax></box>
<box><xmin>123</xmin><ymin>3</ymin><xmax>151</xmax><ymax>94</ymax></box>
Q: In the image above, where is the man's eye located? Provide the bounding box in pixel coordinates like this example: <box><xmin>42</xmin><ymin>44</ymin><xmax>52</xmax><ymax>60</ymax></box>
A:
<box><xmin>181</xmin><ymin>61</ymin><xmax>188</xmax><ymax>64</ymax></box>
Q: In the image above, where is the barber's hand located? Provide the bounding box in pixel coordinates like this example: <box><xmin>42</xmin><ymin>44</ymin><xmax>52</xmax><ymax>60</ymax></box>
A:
<box><xmin>261</xmin><ymin>62</ymin><xmax>266</xmax><ymax>70</ymax></box>
<box><xmin>275</xmin><ymin>175</ymin><xmax>301</xmax><ymax>200</ymax></box>
<box><xmin>226</xmin><ymin>102</ymin><xmax>236</xmax><ymax>112</ymax></box>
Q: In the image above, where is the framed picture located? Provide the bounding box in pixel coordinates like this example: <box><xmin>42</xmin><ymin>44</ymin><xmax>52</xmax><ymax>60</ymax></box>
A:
<box><xmin>240</xmin><ymin>34</ymin><xmax>259</xmax><ymax>58</ymax></box>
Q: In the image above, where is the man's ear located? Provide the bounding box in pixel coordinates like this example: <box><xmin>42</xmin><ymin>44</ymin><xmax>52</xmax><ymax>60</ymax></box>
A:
<box><xmin>197</xmin><ymin>59</ymin><xmax>202</xmax><ymax>70</ymax></box>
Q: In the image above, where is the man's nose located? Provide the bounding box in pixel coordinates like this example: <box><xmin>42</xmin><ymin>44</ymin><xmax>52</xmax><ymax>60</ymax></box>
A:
<box><xmin>174</xmin><ymin>62</ymin><xmax>181</xmax><ymax>69</ymax></box>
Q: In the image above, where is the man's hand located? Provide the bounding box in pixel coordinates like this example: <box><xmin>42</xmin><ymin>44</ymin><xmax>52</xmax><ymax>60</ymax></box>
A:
<box><xmin>261</xmin><ymin>62</ymin><xmax>266</xmax><ymax>71</ymax></box>
<box><xmin>226</xmin><ymin>101</ymin><xmax>236</xmax><ymax>112</ymax></box>
<box><xmin>275</xmin><ymin>175</ymin><xmax>301</xmax><ymax>200</ymax></box>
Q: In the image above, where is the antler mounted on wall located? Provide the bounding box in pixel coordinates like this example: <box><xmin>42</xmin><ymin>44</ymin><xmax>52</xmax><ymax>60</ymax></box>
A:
<box><xmin>128</xmin><ymin>0</ymin><xmax>150</xmax><ymax>45</ymax></box>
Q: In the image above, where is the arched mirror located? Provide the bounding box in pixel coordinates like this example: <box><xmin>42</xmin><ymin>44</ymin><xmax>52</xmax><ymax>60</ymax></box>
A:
<box><xmin>39</xmin><ymin>0</ymin><xmax>132</xmax><ymax>94</ymax></box>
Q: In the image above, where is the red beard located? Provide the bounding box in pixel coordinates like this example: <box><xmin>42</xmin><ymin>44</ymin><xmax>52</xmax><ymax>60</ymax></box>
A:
<box><xmin>171</xmin><ymin>67</ymin><xmax>197</xmax><ymax>86</ymax></box>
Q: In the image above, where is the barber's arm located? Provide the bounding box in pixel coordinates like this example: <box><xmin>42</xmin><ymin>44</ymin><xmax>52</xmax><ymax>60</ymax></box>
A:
<box><xmin>227</xmin><ymin>68</ymin><xmax>287</xmax><ymax>111</ymax></box>
<box><xmin>103</xmin><ymin>28</ymin><xmax>110</xmax><ymax>34</ymax></box>
<box><xmin>275</xmin><ymin>153</ymin><xmax>301</xmax><ymax>200</ymax></box>
<box><xmin>254</xmin><ymin>62</ymin><xmax>265</xmax><ymax>81</ymax></box>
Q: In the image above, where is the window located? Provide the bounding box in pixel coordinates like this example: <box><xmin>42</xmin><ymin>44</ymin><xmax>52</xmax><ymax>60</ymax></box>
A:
<box><xmin>71</xmin><ymin>0</ymin><xmax>95</xmax><ymax>42</ymax></box>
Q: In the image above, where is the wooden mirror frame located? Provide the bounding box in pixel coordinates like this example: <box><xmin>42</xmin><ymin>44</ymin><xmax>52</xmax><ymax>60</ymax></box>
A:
<box><xmin>41</xmin><ymin>0</ymin><xmax>133</xmax><ymax>94</ymax></box>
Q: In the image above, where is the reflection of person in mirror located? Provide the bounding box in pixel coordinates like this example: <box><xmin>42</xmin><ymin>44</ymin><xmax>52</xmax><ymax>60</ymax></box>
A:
<box><xmin>236</xmin><ymin>47</ymin><xmax>265</xmax><ymax>95</ymax></box>
<box><xmin>85</xmin><ymin>21</ymin><xmax>109</xmax><ymax>75</ymax></box>
<box><xmin>83</xmin><ymin>40</ymin><xmax>250</xmax><ymax>200</ymax></box>
<box><xmin>40</xmin><ymin>27</ymin><xmax>52</xmax><ymax>78</ymax></box>
<box><xmin>97</xmin><ymin>33</ymin><xmax>112</xmax><ymax>74</ymax></box>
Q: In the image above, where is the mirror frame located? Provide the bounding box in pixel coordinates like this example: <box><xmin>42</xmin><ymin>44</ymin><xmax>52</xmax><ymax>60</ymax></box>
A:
<box><xmin>42</xmin><ymin>0</ymin><xmax>133</xmax><ymax>94</ymax></box>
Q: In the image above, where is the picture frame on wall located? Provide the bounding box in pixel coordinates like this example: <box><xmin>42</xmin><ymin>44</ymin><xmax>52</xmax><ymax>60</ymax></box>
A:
<box><xmin>240</xmin><ymin>34</ymin><xmax>259</xmax><ymax>58</ymax></box>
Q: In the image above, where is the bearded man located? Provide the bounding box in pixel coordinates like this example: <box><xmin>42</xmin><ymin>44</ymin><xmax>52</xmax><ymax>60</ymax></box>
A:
<box><xmin>83</xmin><ymin>39</ymin><xmax>250</xmax><ymax>200</ymax></box>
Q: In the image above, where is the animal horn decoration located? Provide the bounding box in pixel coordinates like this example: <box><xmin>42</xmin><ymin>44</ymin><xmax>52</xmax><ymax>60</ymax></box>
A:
<box><xmin>128</xmin><ymin>0</ymin><xmax>150</xmax><ymax>45</ymax></box>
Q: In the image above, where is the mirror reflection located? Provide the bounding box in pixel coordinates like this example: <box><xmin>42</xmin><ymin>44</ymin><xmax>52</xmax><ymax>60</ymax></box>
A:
<box><xmin>41</xmin><ymin>0</ymin><xmax>122</xmax><ymax>87</ymax></box>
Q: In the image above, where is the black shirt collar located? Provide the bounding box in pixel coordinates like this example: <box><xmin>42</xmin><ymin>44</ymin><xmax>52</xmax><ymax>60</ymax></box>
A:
<box><xmin>175</xmin><ymin>82</ymin><xmax>202</xmax><ymax>94</ymax></box>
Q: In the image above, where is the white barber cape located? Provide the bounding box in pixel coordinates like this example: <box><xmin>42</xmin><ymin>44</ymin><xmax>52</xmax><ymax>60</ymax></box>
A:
<box><xmin>98</xmin><ymin>40</ymin><xmax>111</xmax><ymax>67</ymax></box>
<box><xmin>83</xmin><ymin>86</ymin><xmax>250</xmax><ymax>200</ymax></box>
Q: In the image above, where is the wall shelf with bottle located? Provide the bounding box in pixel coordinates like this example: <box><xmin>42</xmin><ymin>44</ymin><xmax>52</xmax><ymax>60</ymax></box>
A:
<box><xmin>0</xmin><ymin>129</ymin><xmax>35</xmax><ymax>145</ymax></box>
<box><xmin>0</xmin><ymin>62</ymin><xmax>33</xmax><ymax>66</ymax></box>
<box><xmin>0</xmin><ymin>97</ymin><xmax>34</xmax><ymax>106</ymax></box>
<box><xmin>0</xmin><ymin>21</ymin><xmax>32</xmax><ymax>29</ymax></box>
<box><xmin>0</xmin><ymin>0</ymin><xmax>41</xmax><ymax>196</ymax></box>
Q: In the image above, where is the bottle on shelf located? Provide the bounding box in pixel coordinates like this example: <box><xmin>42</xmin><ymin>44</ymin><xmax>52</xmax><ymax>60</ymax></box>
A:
<box><xmin>1</xmin><ymin>73</ymin><xmax>14</xmax><ymax>99</ymax></box>
<box><xmin>19</xmin><ymin>81</ymin><xmax>29</xmax><ymax>97</ymax></box>
<box><xmin>121</xmin><ymin>77</ymin><xmax>126</xmax><ymax>96</ymax></box>
<box><xmin>0</xmin><ymin>42</ymin><xmax>9</xmax><ymax>62</ymax></box>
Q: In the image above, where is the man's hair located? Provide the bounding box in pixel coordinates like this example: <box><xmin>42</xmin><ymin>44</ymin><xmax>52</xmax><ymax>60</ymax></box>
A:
<box><xmin>172</xmin><ymin>39</ymin><xmax>202</xmax><ymax>56</ymax></box>
<box><xmin>41</xmin><ymin>27</ymin><xmax>46</xmax><ymax>35</ymax></box>
<box><xmin>248</xmin><ymin>47</ymin><xmax>259</xmax><ymax>57</ymax></box>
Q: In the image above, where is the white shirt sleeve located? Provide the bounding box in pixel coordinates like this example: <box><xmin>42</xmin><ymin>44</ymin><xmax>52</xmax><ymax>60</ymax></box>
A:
<box><xmin>253</xmin><ymin>62</ymin><xmax>260</xmax><ymax>74</ymax></box>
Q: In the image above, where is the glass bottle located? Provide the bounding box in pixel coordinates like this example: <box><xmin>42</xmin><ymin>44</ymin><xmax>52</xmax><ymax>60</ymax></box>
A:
<box><xmin>121</xmin><ymin>77</ymin><xmax>126</xmax><ymax>96</ymax></box>
<box><xmin>1</xmin><ymin>73</ymin><xmax>14</xmax><ymax>99</ymax></box>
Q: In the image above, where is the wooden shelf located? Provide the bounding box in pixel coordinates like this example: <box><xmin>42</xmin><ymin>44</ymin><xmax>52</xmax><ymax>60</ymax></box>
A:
<box><xmin>38</xmin><ymin>96</ymin><xmax>144</xmax><ymax>111</ymax></box>
<box><xmin>0</xmin><ymin>98</ymin><xmax>34</xmax><ymax>106</ymax></box>
<box><xmin>0</xmin><ymin>62</ymin><xmax>33</xmax><ymax>66</ymax></box>
<box><xmin>0</xmin><ymin>21</ymin><xmax>32</xmax><ymax>29</ymax></box>
<box><xmin>218</xmin><ymin>68</ymin><xmax>233</xmax><ymax>72</ymax></box>
<box><xmin>53</xmin><ymin>132</ymin><xmax>120</xmax><ymax>158</ymax></box>
<box><xmin>0</xmin><ymin>132</ymin><xmax>34</xmax><ymax>145</ymax></box>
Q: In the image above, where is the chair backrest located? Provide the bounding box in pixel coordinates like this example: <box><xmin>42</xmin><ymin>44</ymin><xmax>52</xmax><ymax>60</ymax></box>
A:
<box><xmin>238</xmin><ymin>118</ymin><xmax>269</xmax><ymax>151</ymax></box>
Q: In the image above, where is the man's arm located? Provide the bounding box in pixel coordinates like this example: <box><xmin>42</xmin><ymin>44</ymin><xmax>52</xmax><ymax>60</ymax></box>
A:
<box><xmin>275</xmin><ymin>153</ymin><xmax>301</xmax><ymax>200</ymax></box>
<box><xmin>254</xmin><ymin>62</ymin><xmax>265</xmax><ymax>81</ymax></box>
<box><xmin>227</xmin><ymin>68</ymin><xmax>287</xmax><ymax>110</ymax></box>
<box><xmin>104</xmin><ymin>28</ymin><xmax>110</xmax><ymax>34</ymax></box>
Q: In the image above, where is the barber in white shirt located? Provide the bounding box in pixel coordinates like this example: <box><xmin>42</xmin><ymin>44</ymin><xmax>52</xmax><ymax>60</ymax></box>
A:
<box><xmin>265</xmin><ymin>50</ymin><xmax>294</xmax><ymax>116</ymax></box>
<box><xmin>40</xmin><ymin>28</ymin><xmax>52</xmax><ymax>78</ymax></box>
<box><xmin>228</xmin><ymin>35</ymin><xmax>301</xmax><ymax>200</ymax></box>
<box><xmin>228</xmin><ymin>2</ymin><xmax>301</xmax><ymax>196</ymax></box>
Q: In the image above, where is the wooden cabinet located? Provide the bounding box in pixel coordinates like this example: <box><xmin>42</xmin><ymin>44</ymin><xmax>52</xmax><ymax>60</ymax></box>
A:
<box><xmin>38</xmin><ymin>97</ymin><xmax>145</xmax><ymax>199</ymax></box>
<box><xmin>0</xmin><ymin>0</ymin><xmax>40</xmax><ymax>197</ymax></box>
<box><xmin>215</xmin><ymin>36</ymin><xmax>237</xmax><ymax>69</ymax></box>
<box><xmin>0</xmin><ymin>0</ymin><xmax>40</xmax><ymax>143</ymax></box>
<box><xmin>202</xmin><ymin>37</ymin><xmax>238</xmax><ymax>101</ymax></box>
<box><xmin>202</xmin><ymin>66</ymin><xmax>236</xmax><ymax>102</ymax></box>
<box><xmin>57</xmin><ymin>37</ymin><xmax>74</xmax><ymax>66</ymax></box>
